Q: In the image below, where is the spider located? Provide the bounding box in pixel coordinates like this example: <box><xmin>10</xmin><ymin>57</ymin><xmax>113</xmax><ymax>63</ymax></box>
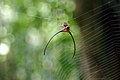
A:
<box><xmin>44</xmin><ymin>22</ymin><xmax>76</xmax><ymax>58</ymax></box>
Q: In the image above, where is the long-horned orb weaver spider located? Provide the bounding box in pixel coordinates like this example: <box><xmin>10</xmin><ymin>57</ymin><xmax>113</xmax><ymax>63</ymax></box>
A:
<box><xmin>44</xmin><ymin>22</ymin><xmax>76</xmax><ymax>58</ymax></box>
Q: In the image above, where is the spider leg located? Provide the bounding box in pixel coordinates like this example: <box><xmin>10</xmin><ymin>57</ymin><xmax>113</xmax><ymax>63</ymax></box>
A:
<box><xmin>68</xmin><ymin>32</ymin><xmax>76</xmax><ymax>58</ymax></box>
<box><xmin>44</xmin><ymin>30</ymin><xmax>62</xmax><ymax>55</ymax></box>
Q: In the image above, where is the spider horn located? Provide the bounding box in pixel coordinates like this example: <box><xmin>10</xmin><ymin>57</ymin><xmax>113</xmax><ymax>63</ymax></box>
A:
<box><xmin>68</xmin><ymin>32</ymin><xmax>76</xmax><ymax>58</ymax></box>
<box><xmin>44</xmin><ymin>31</ymin><xmax>62</xmax><ymax>55</ymax></box>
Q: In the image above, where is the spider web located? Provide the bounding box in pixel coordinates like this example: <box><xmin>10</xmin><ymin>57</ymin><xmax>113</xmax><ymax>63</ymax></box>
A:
<box><xmin>53</xmin><ymin>0</ymin><xmax>120</xmax><ymax>80</ymax></box>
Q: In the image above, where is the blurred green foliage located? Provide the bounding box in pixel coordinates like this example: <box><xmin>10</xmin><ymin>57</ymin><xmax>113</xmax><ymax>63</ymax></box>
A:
<box><xmin>0</xmin><ymin>0</ymin><xmax>80</xmax><ymax>80</ymax></box>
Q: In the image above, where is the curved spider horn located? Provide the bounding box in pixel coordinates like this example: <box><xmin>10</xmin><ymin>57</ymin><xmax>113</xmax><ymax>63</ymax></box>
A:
<box><xmin>44</xmin><ymin>31</ymin><xmax>62</xmax><ymax>55</ymax></box>
<box><xmin>68</xmin><ymin>32</ymin><xmax>76</xmax><ymax>58</ymax></box>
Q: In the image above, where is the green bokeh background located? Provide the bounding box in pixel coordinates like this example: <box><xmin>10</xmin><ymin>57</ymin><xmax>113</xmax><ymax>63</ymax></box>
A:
<box><xmin>0</xmin><ymin>0</ymin><xmax>80</xmax><ymax>80</ymax></box>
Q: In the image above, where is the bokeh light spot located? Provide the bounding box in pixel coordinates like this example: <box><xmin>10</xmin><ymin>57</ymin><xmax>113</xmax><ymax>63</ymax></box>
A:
<box><xmin>26</xmin><ymin>27</ymin><xmax>42</xmax><ymax>47</ymax></box>
<box><xmin>0</xmin><ymin>4</ymin><xmax>14</xmax><ymax>22</ymax></box>
<box><xmin>0</xmin><ymin>43</ymin><xmax>10</xmax><ymax>55</ymax></box>
<box><xmin>37</xmin><ymin>2</ymin><xmax>51</xmax><ymax>18</ymax></box>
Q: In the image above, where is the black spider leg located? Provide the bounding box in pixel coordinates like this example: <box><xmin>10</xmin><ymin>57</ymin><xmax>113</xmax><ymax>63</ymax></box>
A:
<box><xmin>68</xmin><ymin>32</ymin><xmax>76</xmax><ymax>58</ymax></box>
<box><xmin>44</xmin><ymin>30</ymin><xmax>62</xmax><ymax>55</ymax></box>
